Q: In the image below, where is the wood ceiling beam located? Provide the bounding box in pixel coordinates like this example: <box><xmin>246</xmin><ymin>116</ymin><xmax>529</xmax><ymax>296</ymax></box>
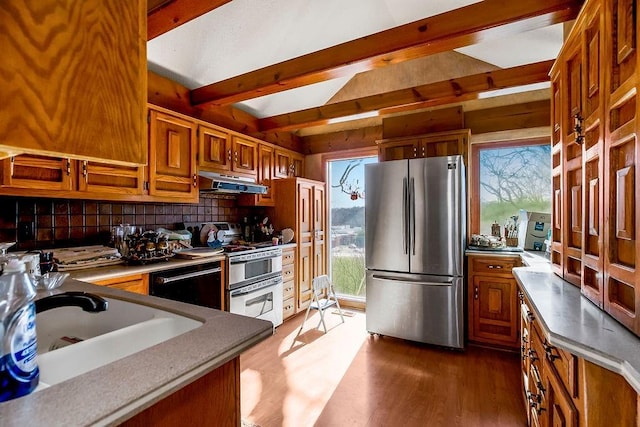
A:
<box><xmin>258</xmin><ymin>60</ymin><xmax>554</xmax><ymax>133</ymax></box>
<box><xmin>190</xmin><ymin>0</ymin><xmax>581</xmax><ymax>107</ymax></box>
<box><xmin>147</xmin><ymin>0</ymin><xmax>232</xmax><ymax>40</ymax></box>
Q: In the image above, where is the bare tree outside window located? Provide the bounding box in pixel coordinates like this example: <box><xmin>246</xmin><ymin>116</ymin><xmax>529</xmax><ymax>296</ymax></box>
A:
<box><xmin>479</xmin><ymin>145</ymin><xmax>551</xmax><ymax>234</ymax></box>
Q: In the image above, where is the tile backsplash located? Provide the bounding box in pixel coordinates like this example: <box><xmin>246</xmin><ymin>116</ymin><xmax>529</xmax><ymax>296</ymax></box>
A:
<box><xmin>0</xmin><ymin>194</ymin><xmax>247</xmax><ymax>251</ymax></box>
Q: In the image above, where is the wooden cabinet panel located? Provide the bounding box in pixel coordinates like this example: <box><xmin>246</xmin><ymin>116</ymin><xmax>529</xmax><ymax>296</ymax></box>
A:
<box><xmin>471</xmin><ymin>275</ymin><xmax>518</xmax><ymax>345</ymax></box>
<box><xmin>1</xmin><ymin>155</ymin><xmax>74</xmax><ymax>191</ymax></box>
<box><xmin>468</xmin><ymin>255</ymin><xmax>521</xmax><ymax>350</ymax></box>
<box><xmin>298</xmin><ymin>242</ymin><xmax>312</xmax><ymax>310</ymax></box>
<box><xmin>273</xmin><ymin>178</ymin><xmax>326</xmax><ymax>315</ymax></box>
<box><xmin>148</xmin><ymin>109</ymin><xmax>198</xmax><ymax>202</ymax></box>
<box><xmin>198</xmin><ymin>125</ymin><xmax>231</xmax><ymax>172</ymax></box>
<box><xmin>545</xmin><ymin>362</ymin><xmax>579</xmax><ymax>427</ymax></box>
<box><xmin>601</xmin><ymin>0</ymin><xmax>639</xmax><ymax>336</ymax></box>
<box><xmin>274</xmin><ymin>149</ymin><xmax>304</xmax><ymax>178</ymax></box>
<box><xmin>91</xmin><ymin>273</ymin><xmax>149</xmax><ymax>295</ymax></box>
<box><xmin>238</xmin><ymin>144</ymin><xmax>275</xmax><ymax>207</ymax></box>
<box><xmin>377</xmin><ymin>129</ymin><xmax>469</xmax><ymax>163</ymax></box>
<box><xmin>282</xmin><ymin>247</ymin><xmax>297</xmax><ymax>321</ymax></box>
<box><xmin>78</xmin><ymin>161</ymin><xmax>145</xmax><ymax>196</ymax></box>
<box><xmin>0</xmin><ymin>1</ymin><xmax>147</xmax><ymax>165</ymax></box>
<box><xmin>231</xmin><ymin>136</ymin><xmax>258</xmax><ymax>177</ymax></box>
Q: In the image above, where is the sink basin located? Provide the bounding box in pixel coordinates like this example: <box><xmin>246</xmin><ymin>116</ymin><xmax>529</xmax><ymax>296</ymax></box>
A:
<box><xmin>35</xmin><ymin>297</ymin><xmax>202</xmax><ymax>389</ymax></box>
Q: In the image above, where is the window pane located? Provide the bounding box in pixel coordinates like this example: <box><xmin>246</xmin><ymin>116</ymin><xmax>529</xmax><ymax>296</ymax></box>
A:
<box><xmin>479</xmin><ymin>144</ymin><xmax>551</xmax><ymax>235</ymax></box>
<box><xmin>329</xmin><ymin>157</ymin><xmax>377</xmax><ymax>299</ymax></box>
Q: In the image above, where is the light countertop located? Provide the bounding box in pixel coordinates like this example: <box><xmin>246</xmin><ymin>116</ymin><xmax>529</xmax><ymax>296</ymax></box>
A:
<box><xmin>513</xmin><ymin>265</ymin><xmax>640</xmax><ymax>394</ymax></box>
<box><xmin>0</xmin><ymin>279</ymin><xmax>273</xmax><ymax>426</ymax></box>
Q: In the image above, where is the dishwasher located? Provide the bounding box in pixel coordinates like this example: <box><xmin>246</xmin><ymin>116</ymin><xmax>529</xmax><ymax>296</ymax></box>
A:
<box><xmin>149</xmin><ymin>261</ymin><xmax>223</xmax><ymax>310</ymax></box>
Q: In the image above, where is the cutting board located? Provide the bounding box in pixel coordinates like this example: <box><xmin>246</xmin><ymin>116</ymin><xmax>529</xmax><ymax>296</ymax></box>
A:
<box><xmin>173</xmin><ymin>247</ymin><xmax>225</xmax><ymax>259</ymax></box>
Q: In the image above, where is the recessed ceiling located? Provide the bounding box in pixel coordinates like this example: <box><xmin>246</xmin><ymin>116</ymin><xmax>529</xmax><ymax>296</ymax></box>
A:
<box><xmin>147</xmin><ymin>0</ymin><xmax>566</xmax><ymax>129</ymax></box>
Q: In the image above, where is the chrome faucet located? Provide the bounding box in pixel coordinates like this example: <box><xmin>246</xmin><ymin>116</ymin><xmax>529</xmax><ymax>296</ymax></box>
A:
<box><xmin>35</xmin><ymin>291</ymin><xmax>108</xmax><ymax>314</ymax></box>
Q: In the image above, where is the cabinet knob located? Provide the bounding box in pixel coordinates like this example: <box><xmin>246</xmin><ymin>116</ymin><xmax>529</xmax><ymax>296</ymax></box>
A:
<box><xmin>487</xmin><ymin>265</ymin><xmax>503</xmax><ymax>269</ymax></box>
<box><xmin>192</xmin><ymin>174</ymin><xmax>197</xmax><ymax>188</ymax></box>
<box><xmin>474</xmin><ymin>286</ymin><xmax>478</xmax><ymax>300</ymax></box>
<box><xmin>228</xmin><ymin>149</ymin><xmax>232</xmax><ymax>161</ymax></box>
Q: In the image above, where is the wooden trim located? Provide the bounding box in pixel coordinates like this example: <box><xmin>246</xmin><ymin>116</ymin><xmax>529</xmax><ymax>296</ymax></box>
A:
<box><xmin>258</xmin><ymin>61</ymin><xmax>555</xmax><ymax>132</ymax></box>
<box><xmin>190</xmin><ymin>0</ymin><xmax>581</xmax><ymax>107</ymax></box>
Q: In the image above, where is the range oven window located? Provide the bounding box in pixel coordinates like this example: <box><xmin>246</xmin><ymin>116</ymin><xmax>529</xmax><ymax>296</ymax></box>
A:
<box><xmin>245</xmin><ymin>258</ymin><xmax>274</xmax><ymax>281</ymax></box>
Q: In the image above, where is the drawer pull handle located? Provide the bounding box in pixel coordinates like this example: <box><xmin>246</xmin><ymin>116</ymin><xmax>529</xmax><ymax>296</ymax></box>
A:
<box><xmin>543</xmin><ymin>339</ymin><xmax>560</xmax><ymax>361</ymax></box>
<box><xmin>487</xmin><ymin>265</ymin><xmax>503</xmax><ymax>269</ymax></box>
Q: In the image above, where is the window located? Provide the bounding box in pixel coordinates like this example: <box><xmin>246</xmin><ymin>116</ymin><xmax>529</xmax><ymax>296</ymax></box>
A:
<box><xmin>327</xmin><ymin>156</ymin><xmax>377</xmax><ymax>300</ymax></box>
<box><xmin>470</xmin><ymin>139</ymin><xmax>552</xmax><ymax>235</ymax></box>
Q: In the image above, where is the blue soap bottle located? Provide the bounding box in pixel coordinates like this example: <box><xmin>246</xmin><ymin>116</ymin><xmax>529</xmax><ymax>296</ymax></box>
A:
<box><xmin>0</xmin><ymin>259</ymin><xmax>39</xmax><ymax>402</ymax></box>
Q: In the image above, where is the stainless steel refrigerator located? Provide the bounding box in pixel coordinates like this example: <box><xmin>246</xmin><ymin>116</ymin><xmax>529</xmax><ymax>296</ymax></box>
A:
<box><xmin>365</xmin><ymin>155</ymin><xmax>466</xmax><ymax>348</ymax></box>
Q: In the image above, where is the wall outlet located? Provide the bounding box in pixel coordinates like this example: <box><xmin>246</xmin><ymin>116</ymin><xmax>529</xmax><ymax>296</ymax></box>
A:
<box><xmin>18</xmin><ymin>221</ymin><xmax>34</xmax><ymax>241</ymax></box>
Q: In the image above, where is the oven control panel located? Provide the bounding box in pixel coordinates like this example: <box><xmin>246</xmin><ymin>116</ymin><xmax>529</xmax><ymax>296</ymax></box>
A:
<box><xmin>228</xmin><ymin>248</ymin><xmax>282</xmax><ymax>263</ymax></box>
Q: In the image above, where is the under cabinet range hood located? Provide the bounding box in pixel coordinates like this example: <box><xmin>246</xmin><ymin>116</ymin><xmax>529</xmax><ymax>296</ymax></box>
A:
<box><xmin>198</xmin><ymin>171</ymin><xmax>267</xmax><ymax>194</ymax></box>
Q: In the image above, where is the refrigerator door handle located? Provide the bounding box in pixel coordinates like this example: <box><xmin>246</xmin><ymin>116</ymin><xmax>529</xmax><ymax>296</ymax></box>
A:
<box><xmin>410</xmin><ymin>177</ymin><xmax>416</xmax><ymax>255</ymax></box>
<box><xmin>371</xmin><ymin>274</ymin><xmax>454</xmax><ymax>286</ymax></box>
<box><xmin>403</xmin><ymin>177</ymin><xmax>408</xmax><ymax>254</ymax></box>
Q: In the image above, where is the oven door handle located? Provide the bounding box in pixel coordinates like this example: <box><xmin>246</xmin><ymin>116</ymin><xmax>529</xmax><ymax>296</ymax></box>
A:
<box><xmin>229</xmin><ymin>254</ymin><xmax>281</xmax><ymax>264</ymax></box>
<box><xmin>154</xmin><ymin>267</ymin><xmax>222</xmax><ymax>285</ymax></box>
<box><xmin>231</xmin><ymin>279</ymin><xmax>282</xmax><ymax>296</ymax></box>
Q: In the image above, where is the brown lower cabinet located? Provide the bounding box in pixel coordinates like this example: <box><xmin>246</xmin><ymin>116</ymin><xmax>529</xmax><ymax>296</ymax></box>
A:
<box><xmin>467</xmin><ymin>254</ymin><xmax>521</xmax><ymax>350</ymax></box>
<box><xmin>519</xmin><ymin>289</ymin><xmax>638</xmax><ymax>426</ymax></box>
<box><xmin>121</xmin><ymin>357</ymin><xmax>240</xmax><ymax>426</ymax></box>
<box><xmin>90</xmin><ymin>273</ymin><xmax>149</xmax><ymax>295</ymax></box>
<box><xmin>282</xmin><ymin>246</ymin><xmax>296</xmax><ymax>321</ymax></box>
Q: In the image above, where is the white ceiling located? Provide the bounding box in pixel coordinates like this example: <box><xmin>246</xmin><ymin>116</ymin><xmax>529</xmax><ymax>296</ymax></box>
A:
<box><xmin>147</xmin><ymin>0</ymin><xmax>564</xmax><ymax>120</ymax></box>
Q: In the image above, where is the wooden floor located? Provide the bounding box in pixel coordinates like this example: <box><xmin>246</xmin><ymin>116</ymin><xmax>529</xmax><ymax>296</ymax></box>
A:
<box><xmin>240</xmin><ymin>310</ymin><xmax>526</xmax><ymax>427</ymax></box>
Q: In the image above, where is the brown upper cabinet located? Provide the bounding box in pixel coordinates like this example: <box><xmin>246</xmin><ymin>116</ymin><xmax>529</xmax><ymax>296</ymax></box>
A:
<box><xmin>198</xmin><ymin>125</ymin><xmax>233</xmax><ymax>172</ymax></box>
<box><xmin>377</xmin><ymin>129</ymin><xmax>470</xmax><ymax>164</ymax></box>
<box><xmin>238</xmin><ymin>143</ymin><xmax>276</xmax><ymax>207</ymax></box>
<box><xmin>0</xmin><ymin>0</ymin><xmax>147</xmax><ymax>166</ymax></box>
<box><xmin>274</xmin><ymin>149</ymin><xmax>305</xmax><ymax>178</ymax></box>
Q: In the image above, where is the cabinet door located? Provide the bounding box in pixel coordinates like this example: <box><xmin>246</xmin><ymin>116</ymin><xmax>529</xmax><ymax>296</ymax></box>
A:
<box><xmin>198</xmin><ymin>125</ymin><xmax>232</xmax><ymax>172</ymax></box>
<box><xmin>297</xmin><ymin>182</ymin><xmax>314</xmax><ymax>245</ymax></box>
<box><xmin>545</xmin><ymin>364</ymin><xmax>578</xmax><ymax>427</ymax></box>
<box><xmin>274</xmin><ymin>149</ymin><xmax>291</xmax><ymax>178</ymax></box>
<box><xmin>378</xmin><ymin>138</ymin><xmax>420</xmax><ymax>161</ymax></box>
<box><xmin>298</xmin><ymin>242</ymin><xmax>313</xmax><ymax>310</ymax></box>
<box><xmin>312</xmin><ymin>184</ymin><xmax>326</xmax><ymax>277</ymax></box>
<box><xmin>231</xmin><ymin>136</ymin><xmax>258</xmax><ymax>177</ymax></box>
<box><xmin>0</xmin><ymin>0</ymin><xmax>147</xmax><ymax>165</ymax></box>
<box><xmin>148</xmin><ymin>109</ymin><xmax>198</xmax><ymax>202</ymax></box>
<box><xmin>290</xmin><ymin>152</ymin><xmax>304</xmax><ymax>177</ymax></box>
<box><xmin>77</xmin><ymin>161</ymin><xmax>144</xmax><ymax>197</ymax></box>
<box><xmin>257</xmin><ymin>144</ymin><xmax>275</xmax><ymax>205</ymax></box>
<box><xmin>1</xmin><ymin>155</ymin><xmax>74</xmax><ymax>192</ymax></box>
<box><xmin>420</xmin><ymin>130</ymin><xmax>469</xmax><ymax>165</ymax></box>
<box><xmin>470</xmin><ymin>275</ymin><xmax>519</xmax><ymax>348</ymax></box>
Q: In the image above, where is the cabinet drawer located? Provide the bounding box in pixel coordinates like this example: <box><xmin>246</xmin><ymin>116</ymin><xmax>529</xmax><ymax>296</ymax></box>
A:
<box><xmin>91</xmin><ymin>273</ymin><xmax>149</xmax><ymax>295</ymax></box>
<box><xmin>471</xmin><ymin>256</ymin><xmax>520</xmax><ymax>275</ymax></box>
<box><xmin>283</xmin><ymin>279</ymin><xmax>295</xmax><ymax>300</ymax></box>
<box><xmin>282</xmin><ymin>263</ymin><xmax>295</xmax><ymax>283</ymax></box>
<box><xmin>282</xmin><ymin>249</ymin><xmax>295</xmax><ymax>265</ymax></box>
<box><xmin>543</xmin><ymin>336</ymin><xmax>579</xmax><ymax>399</ymax></box>
<box><xmin>283</xmin><ymin>297</ymin><xmax>296</xmax><ymax>320</ymax></box>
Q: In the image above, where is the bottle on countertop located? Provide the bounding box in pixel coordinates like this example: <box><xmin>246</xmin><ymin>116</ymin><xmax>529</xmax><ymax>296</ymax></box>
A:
<box><xmin>0</xmin><ymin>259</ymin><xmax>39</xmax><ymax>402</ymax></box>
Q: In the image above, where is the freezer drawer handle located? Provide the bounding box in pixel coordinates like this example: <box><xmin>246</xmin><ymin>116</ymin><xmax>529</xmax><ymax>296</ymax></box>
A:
<box><xmin>154</xmin><ymin>267</ymin><xmax>221</xmax><ymax>285</ymax></box>
<box><xmin>371</xmin><ymin>274</ymin><xmax>454</xmax><ymax>286</ymax></box>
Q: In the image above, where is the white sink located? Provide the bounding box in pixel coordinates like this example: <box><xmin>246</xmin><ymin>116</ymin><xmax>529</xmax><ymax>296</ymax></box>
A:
<box><xmin>35</xmin><ymin>297</ymin><xmax>202</xmax><ymax>389</ymax></box>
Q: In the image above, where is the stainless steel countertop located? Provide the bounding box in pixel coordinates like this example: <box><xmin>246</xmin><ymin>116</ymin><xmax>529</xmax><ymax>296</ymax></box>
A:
<box><xmin>513</xmin><ymin>264</ymin><xmax>640</xmax><ymax>394</ymax></box>
<box><xmin>0</xmin><ymin>279</ymin><xmax>273</xmax><ymax>426</ymax></box>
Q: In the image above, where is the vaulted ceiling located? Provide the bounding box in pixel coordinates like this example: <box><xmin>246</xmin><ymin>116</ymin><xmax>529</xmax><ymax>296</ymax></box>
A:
<box><xmin>146</xmin><ymin>0</ymin><xmax>582</xmax><ymax>151</ymax></box>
